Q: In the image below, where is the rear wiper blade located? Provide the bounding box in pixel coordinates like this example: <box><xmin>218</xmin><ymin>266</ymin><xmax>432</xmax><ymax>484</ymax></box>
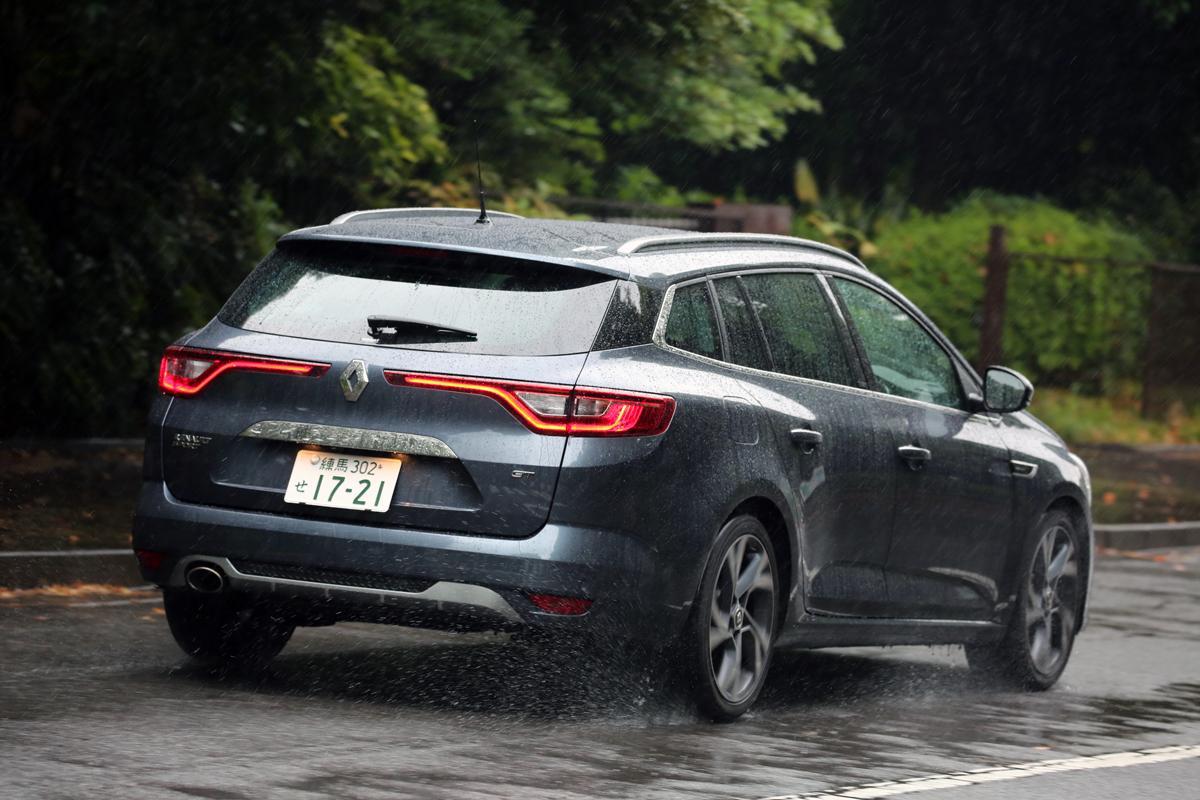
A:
<box><xmin>367</xmin><ymin>316</ymin><xmax>477</xmax><ymax>341</ymax></box>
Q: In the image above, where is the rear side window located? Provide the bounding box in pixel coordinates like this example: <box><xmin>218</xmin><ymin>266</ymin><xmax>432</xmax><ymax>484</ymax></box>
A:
<box><xmin>664</xmin><ymin>283</ymin><xmax>722</xmax><ymax>360</ymax></box>
<box><xmin>741</xmin><ymin>272</ymin><xmax>856</xmax><ymax>386</ymax></box>
<box><xmin>220</xmin><ymin>241</ymin><xmax>617</xmax><ymax>356</ymax></box>
<box><xmin>713</xmin><ymin>278</ymin><xmax>772</xmax><ymax>372</ymax></box>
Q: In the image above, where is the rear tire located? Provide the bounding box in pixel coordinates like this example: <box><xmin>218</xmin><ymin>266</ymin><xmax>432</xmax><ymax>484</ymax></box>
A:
<box><xmin>966</xmin><ymin>509</ymin><xmax>1081</xmax><ymax>690</ymax></box>
<box><xmin>684</xmin><ymin>515</ymin><xmax>780</xmax><ymax>721</ymax></box>
<box><xmin>163</xmin><ymin>589</ymin><xmax>294</xmax><ymax>671</ymax></box>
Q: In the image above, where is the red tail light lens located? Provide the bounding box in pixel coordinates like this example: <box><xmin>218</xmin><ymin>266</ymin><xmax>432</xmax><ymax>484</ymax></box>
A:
<box><xmin>158</xmin><ymin>346</ymin><xmax>329</xmax><ymax>396</ymax></box>
<box><xmin>385</xmin><ymin>372</ymin><xmax>675</xmax><ymax>437</ymax></box>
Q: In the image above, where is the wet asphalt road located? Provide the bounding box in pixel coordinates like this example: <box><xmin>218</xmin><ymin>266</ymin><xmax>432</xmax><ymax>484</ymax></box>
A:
<box><xmin>1</xmin><ymin>550</ymin><xmax>1198</xmax><ymax>800</ymax></box>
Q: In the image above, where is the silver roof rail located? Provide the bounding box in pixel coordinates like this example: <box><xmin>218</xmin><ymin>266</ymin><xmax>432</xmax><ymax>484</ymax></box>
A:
<box><xmin>331</xmin><ymin>207</ymin><xmax>525</xmax><ymax>225</ymax></box>
<box><xmin>616</xmin><ymin>232</ymin><xmax>866</xmax><ymax>269</ymax></box>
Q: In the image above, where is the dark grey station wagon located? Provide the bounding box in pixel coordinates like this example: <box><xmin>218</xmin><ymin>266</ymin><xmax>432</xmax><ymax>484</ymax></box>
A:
<box><xmin>133</xmin><ymin>208</ymin><xmax>1092</xmax><ymax>720</ymax></box>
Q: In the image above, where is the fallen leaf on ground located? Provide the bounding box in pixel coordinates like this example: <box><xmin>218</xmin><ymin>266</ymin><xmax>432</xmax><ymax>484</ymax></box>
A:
<box><xmin>0</xmin><ymin>583</ymin><xmax>155</xmax><ymax>601</ymax></box>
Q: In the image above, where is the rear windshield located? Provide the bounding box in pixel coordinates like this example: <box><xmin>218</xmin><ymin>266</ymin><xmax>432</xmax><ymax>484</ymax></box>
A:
<box><xmin>219</xmin><ymin>241</ymin><xmax>617</xmax><ymax>356</ymax></box>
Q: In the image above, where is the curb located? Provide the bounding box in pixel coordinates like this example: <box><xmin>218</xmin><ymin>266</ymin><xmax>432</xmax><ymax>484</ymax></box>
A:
<box><xmin>1093</xmin><ymin>521</ymin><xmax>1200</xmax><ymax>550</ymax></box>
<box><xmin>2</xmin><ymin>523</ymin><xmax>1200</xmax><ymax>589</ymax></box>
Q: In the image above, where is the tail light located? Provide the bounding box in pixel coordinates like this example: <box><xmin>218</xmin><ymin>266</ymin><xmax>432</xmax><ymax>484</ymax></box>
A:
<box><xmin>386</xmin><ymin>372</ymin><xmax>675</xmax><ymax>437</ymax></box>
<box><xmin>158</xmin><ymin>346</ymin><xmax>329</xmax><ymax>396</ymax></box>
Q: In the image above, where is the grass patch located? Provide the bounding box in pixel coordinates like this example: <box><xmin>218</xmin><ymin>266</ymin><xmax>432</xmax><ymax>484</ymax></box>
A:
<box><xmin>1032</xmin><ymin>388</ymin><xmax>1200</xmax><ymax>446</ymax></box>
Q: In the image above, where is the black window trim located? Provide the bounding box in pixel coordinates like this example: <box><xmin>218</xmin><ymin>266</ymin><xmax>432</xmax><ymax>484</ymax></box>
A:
<box><xmin>702</xmin><ymin>278</ymin><xmax>732</xmax><ymax>362</ymax></box>
<box><xmin>826</xmin><ymin>272</ymin><xmax>982</xmax><ymax>414</ymax></box>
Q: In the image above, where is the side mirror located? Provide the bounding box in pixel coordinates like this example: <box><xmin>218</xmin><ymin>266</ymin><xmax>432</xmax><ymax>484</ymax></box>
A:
<box><xmin>983</xmin><ymin>366</ymin><xmax>1034</xmax><ymax>413</ymax></box>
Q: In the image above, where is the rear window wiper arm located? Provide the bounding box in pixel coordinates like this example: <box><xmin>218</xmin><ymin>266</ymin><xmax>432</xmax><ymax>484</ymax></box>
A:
<box><xmin>367</xmin><ymin>316</ymin><xmax>477</xmax><ymax>341</ymax></box>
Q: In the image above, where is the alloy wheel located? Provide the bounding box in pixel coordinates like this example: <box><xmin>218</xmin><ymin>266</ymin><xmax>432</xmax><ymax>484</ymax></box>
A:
<box><xmin>708</xmin><ymin>533</ymin><xmax>776</xmax><ymax>704</ymax></box>
<box><xmin>1025</xmin><ymin>524</ymin><xmax>1078</xmax><ymax>676</ymax></box>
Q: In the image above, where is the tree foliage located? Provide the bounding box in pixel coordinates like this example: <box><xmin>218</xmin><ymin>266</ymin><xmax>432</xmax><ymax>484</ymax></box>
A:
<box><xmin>654</xmin><ymin>0</ymin><xmax>1200</xmax><ymax>259</ymax></box>
<box><xmin>0</xmin><ymin>0</ymin><xmax>840</xmax><ymax>435</ymax></box>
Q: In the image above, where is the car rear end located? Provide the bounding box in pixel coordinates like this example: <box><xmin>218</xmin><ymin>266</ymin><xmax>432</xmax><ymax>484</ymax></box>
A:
<box><xmin>133</xmin><ymin>236</ymin><xmax>678</xmax><ymax>637</ymax></box>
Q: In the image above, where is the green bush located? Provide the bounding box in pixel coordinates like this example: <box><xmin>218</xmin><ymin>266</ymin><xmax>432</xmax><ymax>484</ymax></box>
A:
<box><xmin>872</xmin><ymin>193</ymin><xmax>1154</xmax><ymax>390</ymax></box>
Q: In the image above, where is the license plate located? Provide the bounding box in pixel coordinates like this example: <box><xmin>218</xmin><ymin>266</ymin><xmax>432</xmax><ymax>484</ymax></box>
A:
<box><xmin>283</xmin><ymin>449</ymin><xmax>401</xmax><ymax>513</ymax></box>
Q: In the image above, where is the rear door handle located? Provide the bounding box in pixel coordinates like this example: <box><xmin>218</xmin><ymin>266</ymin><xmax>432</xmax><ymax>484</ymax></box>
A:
<box><xmin>789</xmin><ymin>427</ymin><xmax>823</xmax><ymax>454</ymax></box>
<box><xmin>897</xmin><ymin>445</ymin><xmax>932</xmax><ymax>470</ymax></box>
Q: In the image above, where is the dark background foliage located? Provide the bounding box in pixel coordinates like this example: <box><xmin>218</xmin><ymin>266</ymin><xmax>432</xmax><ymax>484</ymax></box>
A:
<box><xmin>2</xmin><ymin>0</ymin><xmax>1197</xmax><ymax>436</ymax></box>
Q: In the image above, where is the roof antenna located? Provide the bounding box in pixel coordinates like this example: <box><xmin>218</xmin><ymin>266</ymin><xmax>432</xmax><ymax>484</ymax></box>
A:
<box><xmin>473</xmin><ymin>121</ymin><xmax>490</xmax><ymax>225</ymax></box>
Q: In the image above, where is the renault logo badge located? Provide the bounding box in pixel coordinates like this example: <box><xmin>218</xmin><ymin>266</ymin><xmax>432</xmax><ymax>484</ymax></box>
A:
<box><xmin>340</xmin><ymin>359</ymin><xmax>369</xmax><ymax>402</ymax></box>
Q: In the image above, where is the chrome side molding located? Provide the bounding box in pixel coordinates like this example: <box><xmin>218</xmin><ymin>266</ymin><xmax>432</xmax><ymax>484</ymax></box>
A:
<box><xmin>240</xmin><ymin>420</ymin><xmax>457</xmax><ymax>459</ymax></box>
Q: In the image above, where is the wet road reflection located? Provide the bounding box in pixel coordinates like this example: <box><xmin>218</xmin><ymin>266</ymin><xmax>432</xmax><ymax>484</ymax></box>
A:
<box><xmin>1</xmin><ymin>552</ymin><xmax>1197</xmax><ymax>799</ymax></box>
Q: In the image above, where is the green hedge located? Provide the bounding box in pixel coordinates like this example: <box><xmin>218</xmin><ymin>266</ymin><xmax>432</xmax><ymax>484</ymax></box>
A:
<box><xmin>871</xmin><ymin>193</ymin><xmax>1153</xmax><ymax>390</ymax></box>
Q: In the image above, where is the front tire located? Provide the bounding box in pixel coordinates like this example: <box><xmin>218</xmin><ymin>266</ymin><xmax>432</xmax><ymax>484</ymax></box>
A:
<box><xmin>684</xmin><ymin>515</ymin><xmax>780</xmax><ymax>721</ymax></box>
<box><xmin>966</xmin><ymin>509</ymin><xmax>1081</xmax><ymax>689</ymax></box>
<box><xmin>163</xmin><ymin>589</ymin><xmax>294</xmax><ymax>671</ymax></box>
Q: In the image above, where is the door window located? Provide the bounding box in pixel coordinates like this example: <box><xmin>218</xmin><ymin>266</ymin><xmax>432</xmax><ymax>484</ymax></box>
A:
<box><xmin>740</xmin><ymin>272</ymin><xmax>856</xmax><ymax>386</ymax></box>
<box><xmin>713</xmin><ymin>278</ymin><xmax>772</xmax><ymax>371</ymax></box>
<box><xmin>663</xmin><ymin>283</ymin><xmax>722</xmax><ymax>360</ymax></box>
<box><xmin>833</xmin><ymin>278</ymin><xmax>965</xmax><ymax>409</ymax></box>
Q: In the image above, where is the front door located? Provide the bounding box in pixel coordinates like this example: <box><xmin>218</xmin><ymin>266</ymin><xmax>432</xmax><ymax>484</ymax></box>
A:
<box><xmin>831</xmin><ymin>277</ymin><xmax>1015</xmax><ymax>620</ymax></box>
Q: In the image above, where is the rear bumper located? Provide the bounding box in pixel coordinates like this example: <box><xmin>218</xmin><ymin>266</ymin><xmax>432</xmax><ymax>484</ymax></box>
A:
<box><xmin>132</xmin><ymin>481</ymin><xmax>686</xmax><ymax>641</ymax></box>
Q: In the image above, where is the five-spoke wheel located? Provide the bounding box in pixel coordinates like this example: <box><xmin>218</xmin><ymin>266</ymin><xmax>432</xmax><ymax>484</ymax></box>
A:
<box><xmin>687</xmin><ymin>515</ymin><xmax>779</xmax><ymax>720</ymax></box>
<box><xmin>966</xmin><ymin>509</ymin><xmax>1081</xmax><ymax>689</ymax></box>
<box><xmin>1025</xmin><ymin>523</ymin><xmax>1077</xmax><ymax>676</ymax></box>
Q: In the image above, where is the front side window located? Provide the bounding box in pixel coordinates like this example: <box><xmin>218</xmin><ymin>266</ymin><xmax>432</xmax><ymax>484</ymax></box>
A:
<box><xmin>740</xmin><ymin>272</ymin><xmax>856</xmax><ymax>387</ymax></box>
<box><xmin>833</xmin><ymin>278</ymin><xmax>964</xmax><ymax>409</ymax></box>
<box><xmin>713</xmin><ymin>278</ymin><xmax>772</xmax><ymax>371</ymax></box>
<box><xmin>663</xmin><ymin>283</ymin><xmax>722</xmax><ymax>360</ymax></box>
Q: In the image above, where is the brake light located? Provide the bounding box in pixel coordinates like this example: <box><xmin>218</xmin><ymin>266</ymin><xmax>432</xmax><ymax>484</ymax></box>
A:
<box><xmin>385</xmin><ymin>372</ymin><xmax>675</xmax><ymax>437</ymax></box>
<box><xmin>158</xmin><ymin>346</ymin><xmax>329</xmax><ymax>396</ymax></box>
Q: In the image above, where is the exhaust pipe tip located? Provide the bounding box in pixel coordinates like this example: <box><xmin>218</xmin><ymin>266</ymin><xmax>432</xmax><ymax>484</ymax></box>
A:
<box><xmin>186</xmin><ymin>564</ymin><xmax>225</xmax><ymax>594</ymax></box>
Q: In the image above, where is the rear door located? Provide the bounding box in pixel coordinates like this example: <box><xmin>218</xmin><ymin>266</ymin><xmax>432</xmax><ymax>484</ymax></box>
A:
<box><xmin>160</xmin><ymin>240</ymin><xmax>621</xmax><ymax>538</ymax></box>
<box><xmin>717</xmin><ymin>271</ymin><xmax>900</xmax><ymax>617</ymax></box>
<box><xmin>830</xmin><ymin>276</ymin><xmax>1015</xmax><ymax>620</ymax></box>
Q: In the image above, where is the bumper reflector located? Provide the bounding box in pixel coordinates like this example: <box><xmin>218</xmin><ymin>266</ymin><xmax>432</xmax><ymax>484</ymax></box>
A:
<box><xmin>527</xmin><ymin>593</ymin><xmax>593</xmax><ymax>615</ymax></box>
<box><xmin>135</xmin><ymin>549</ymin><xmax>165</xmax><ymax>571</ymax></box>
